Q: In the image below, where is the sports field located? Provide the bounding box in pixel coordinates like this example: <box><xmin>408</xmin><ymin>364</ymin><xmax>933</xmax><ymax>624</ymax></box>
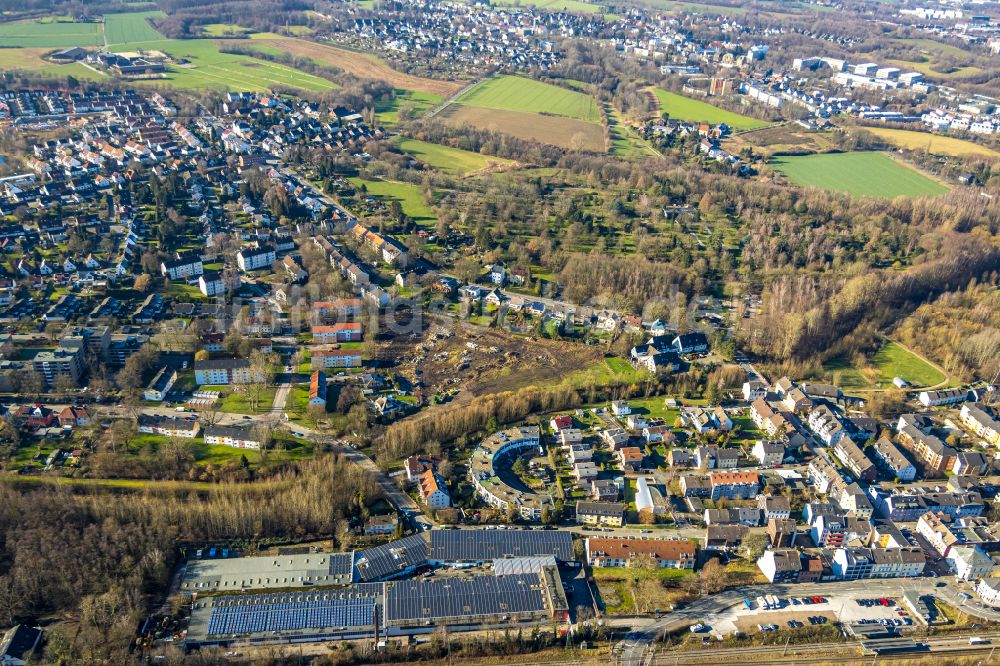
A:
<box><xmin>104</xmin><ymin>11</ymin><xmax>164</xmax><ymax>45</ymax></box>
<box><xmin>651</xmin><ymin>88</ymin><xmax>768</xmax><ymax>130</ymax></box>
<box><xmin>458</xmin><ymin>75</ymin><xmax>600</xmax><ymax>122</ymax></box>
<box><xmin>0</xmin><ymin>17</ymin><xmax>103</xmax><ymax>47</ymax></box>
<box><xmin>396</xmin><ymin>138</ymin><xmax>514</xmax><ymax>175</ymax></box>
<box><xmin>110</xmin><ymin>39</ymin><xmax>337</xmax><ymax>92</ymax></box>
<box><xmin>770</xmin><ymin>152</ymin><xmax>949</xmax><ymax>198</ymax></box>
<box><xmin>863</xmin><ymin>127</ymin><xmax>1000</xmax><ymax>160</ymax></box>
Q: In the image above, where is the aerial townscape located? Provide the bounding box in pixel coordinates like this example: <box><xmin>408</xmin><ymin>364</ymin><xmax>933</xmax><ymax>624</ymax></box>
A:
<box><xmin>0</xmin><ymin>0</ymin><xmax>998</xmax><ymax>664</ymax></box>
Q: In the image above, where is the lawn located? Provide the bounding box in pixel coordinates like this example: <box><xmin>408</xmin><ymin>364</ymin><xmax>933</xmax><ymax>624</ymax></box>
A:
<box><xmin>0</xmin><ymin>17</ymin><xmax>103</xmax><ymax>47</ymax></box>
<box><xmin>607</xmin><ymin>104</ymin><xmax>659</xmax><ymax>159</ymax></box>
<box><xmin>109</xmin><ymin>39</ymin><xmax>337</xmax><ymax>92</ymax></box>
<box><xmin>651</xmin><ymin>88</ymin><xmax>768</xmax><ymax>130</ymax></box>
<box><xmin>395</xmin><ymin>137</ymin><xmax>513</xmax><ymax>175</ymax></box>
<box><xmin>770</xmin><ymin>152</ymin><xmax>949</xmax><ymax>198</ymax></box>
<box><xmin>863</xmin><ymin>126</ymin><xmax>1000</xmax><ymax>160</ymax></box>
<box><xmin>823</xmin><ymin>341</ymin><xmax>946</xmax><ymax>390</ymax></box>
<box><xmin>349</xmin><ymin>177</ymin><xmax>437</xmax><ymax>224</ymax></box>
<box><xmin>202</xmin><ymin>385</ymin><xmax>280</xmax><ymax>413</ymax></box>
<box><xmin>886</xmin><ymin>59</ymin><xmax>982</xmax><ymax>80</ymax></box>
<box><xmin>376</xmin><ymin>90</ymin><xmax>443</xmax><ymax>125</ymax></box>
<box><xmin>458</xmin><ymin>75</ymin><xmax>600</xmax><ymax>122</ymax></box>
<box><xmin>104</xmin><ymin>11</ymin><xmax>165</xmax><ymax>45</ymax></box>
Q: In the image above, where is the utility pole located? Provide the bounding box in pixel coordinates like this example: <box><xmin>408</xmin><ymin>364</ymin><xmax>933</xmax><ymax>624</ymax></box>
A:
<box><xmin>782</xmin><ymin>633</ymin><xmax>790</xmax><ymax>656</ymax></box>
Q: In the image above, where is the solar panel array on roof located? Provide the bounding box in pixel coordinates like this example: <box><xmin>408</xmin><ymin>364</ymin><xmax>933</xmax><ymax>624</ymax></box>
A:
<box><xmin>328</xmin><ymin>552</ymin><xmax>354</xmax><ymax>576</ymax></box>
<box><xmin>429</xmin><ymin>530</ymin><xmax>573</xmax><ymax>562</ymax></box>
<box><xmin>491</xmin><ymin>556</ymin><xmax>557</xmax><ymax>576</ymax></box>
<box><xmin>205</xmin><ymin>585</ymin><xmax>382</xmax><ymax>636</ymax></box>
<box><xmin>385</xmin><ymin>574</ymin><xmax>547</xmax><ymax>625</ymax></box>
<box><xmin>354</xmin><ymin>534</ymin><xmax>429</xmax><ymax>582</ymax></box>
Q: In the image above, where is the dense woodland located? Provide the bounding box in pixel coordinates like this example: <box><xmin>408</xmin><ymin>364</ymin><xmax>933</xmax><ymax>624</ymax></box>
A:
<box><xmin>0</xmin><ymin>457</ymin><xmax>381</xmax><ymax>662</ymax></box>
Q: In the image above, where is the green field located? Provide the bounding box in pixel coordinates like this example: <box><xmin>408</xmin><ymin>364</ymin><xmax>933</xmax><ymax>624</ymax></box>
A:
<box><xmin>458</xmin><ymin>75</ymin><xmax>600</xmax><ymax>122</ymax></box>
<box><xmin>651</xmin><ymin>88</ymin><xmax>768</xmax><ymax>130</ymax></box>
<box><xmin>0</xmin><ymin>17</ymin><xmax>103</xmax><ymax>47</ymax></box>
<box><xmin>770</xmin><ymin>152</ymin><xmax>949</xmax><ymax>198</ymax></box>
<box><xmin>104</xmin><ymin>11</ymin><xmax>164</xmax><ymax>45</ymax></box>
<box><xmin>823</xmin><ymin>341</ymin><xmax>946</xmax><ymax>389</ymax></box>
<box><xmin>396</xmin><ymin>137</ymin><xmax>513</xmax><ymax>175</ymax></box>
<box><xmin>377</xmin><ymin>90</ymin><xmax>443</xmax><ymax>125</ymax></box>
<box><xmin>350</xmin><ymin>177</ymin><xmax>437</xmax><ymax>224</ymax></box>
<box><xmin>109</xmin><ymin>39</ymin><xmax>337</xmax><ymax>92</ymax></box>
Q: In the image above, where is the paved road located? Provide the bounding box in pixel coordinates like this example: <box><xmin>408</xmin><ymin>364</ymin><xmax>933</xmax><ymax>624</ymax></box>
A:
<box><xmin>616</xmin><ymin>577</ymin><xmax>996</xmax><ymax>666</ymax></box>
<box><xmin>271</xmin><ymin>382</ymin><xmax>292</xmax><ymax>411</ymax></box>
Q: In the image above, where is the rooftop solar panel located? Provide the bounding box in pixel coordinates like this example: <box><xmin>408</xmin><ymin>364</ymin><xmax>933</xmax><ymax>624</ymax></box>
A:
<box><xmin>204</xmin><ymin>585</ymin><xmax>383</xmax><ymax>637</ymax></box>
<box><xmin>429</xmin><ymin>530</ymin><xmax>573</xmax><ymax>562</ymax></box>
<box><xmin>385</xmin><ymin>574</ymin><xmax>547</xmax><ymax>624</ymax></box>
<box><xmin>354</xmin><ymin>534</ymin><xmax>430</xmax><ymax>582</ymax></box>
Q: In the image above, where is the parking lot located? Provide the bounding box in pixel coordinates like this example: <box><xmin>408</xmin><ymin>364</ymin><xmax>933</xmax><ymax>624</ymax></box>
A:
<box><xmin>707</xmin><ymin>593</ymin><xmax>916</xmax><ymax>636</ymax></box>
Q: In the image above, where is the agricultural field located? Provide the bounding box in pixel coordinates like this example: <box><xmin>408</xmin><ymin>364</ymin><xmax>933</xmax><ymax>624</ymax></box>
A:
<box><xmin>862</xmin><ymin>126</ymin><xmax>1000</xmax><ymax>160</ymax></box>
<box><xmin>444</xmin><ymin>104</ymin><xmax>606</xmax><ymax>152</ymax></box>
<box><xmin>458</xmin><ymin>75</ymin><xmax>600</xmax><ymax>122</ymax></box>
<box><xmin>822</xmin><ymin>341</ymin><xmax>946</xmax><ymax>390</ymax></box>
<box><xmin>247</xmin><ymin>38</ymin><xmax>462</xmax><ymax>97</ymax></box>
<box><xmin>770</xmin><ymin>151</ymin><xmax>949</xmax><ymax>198</ymax></box>
<box><xmin>395</xmin><ymin>137</ymin><xmax>514</xmax><ymax>176</ymax></box>
<box><xmin>650</xmin><ymin>88</ymin><xmax>768</xmax><ymax>130</ymax></box>
<box><xmin>349</xmin><ymin>177</ymin><xmax>437</xmax><ymax>225</ymax></box>
<box><xmin>110</xmin><ymin>39</ymin><xmax>337</xmax><ymax>92</ymax></box>
<box><xmin>104</xmin><ymin>11</ymin><xmax>164</xmax><ymax>45</ymax></box>
<box><xmin>0</xmin><ymin>47</ymin><xmax>103</xmax><ymax>80</ymax></box>
<box><xmin>0</xmin><ymin>17</ymin><xmax>103</xmax><ymax>47</ymax></box>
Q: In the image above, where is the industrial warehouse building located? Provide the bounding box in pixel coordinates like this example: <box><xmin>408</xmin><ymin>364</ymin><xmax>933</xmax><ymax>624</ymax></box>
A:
<box><xmin>185</xmin><ymin>565</ymin><xmax>568</xmax><ymax>647</ymax></box>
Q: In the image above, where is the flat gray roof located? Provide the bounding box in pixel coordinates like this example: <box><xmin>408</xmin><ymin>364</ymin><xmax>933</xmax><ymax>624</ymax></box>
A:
<box><xmin>180</xmin><ymin>552</ymin><xmax>355</xmax><ymax>593</ymax></box>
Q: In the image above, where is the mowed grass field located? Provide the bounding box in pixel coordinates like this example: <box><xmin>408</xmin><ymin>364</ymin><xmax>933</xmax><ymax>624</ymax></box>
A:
<box><xmin>770</xmin><ymin>152</ymin><xmax>949</xmax><ymax>198</ymax></box>
<box><xmin>0</xmin><ymin>17</ymin><xmax>103</xmax><ymax>47</ymax></box>
<box><xmin>349</xmin><ymin>177</ymin><xmax>437</xmax><ymax>225</ymax></box>
<box><xmin>864</xmin><ymin>126</ymin><xmax>1000</xmax><ymax>160</ymax></box>
<box><xmin>396</xmin><ymin>138</ymin><xmax>514</xmax><ymax>175</ymax></box>
<box><xmin>377</xmin><ymin>90</ymin><xmax>443</xmax><ymax>126</ymax></box>
<box><xmin>458</xmin><ymin>75</ymin><xmax>600</xmax><ymax>122</ymax></box>
<box><xmin>444</xmin><ymin>104</ymin><xmax>605</xmax><ymax>151</ymax></box>
<box><xmin>651</xmin><ymin>88</ymin><xmax>768</xmax><ymax>130</ymax></box>
<box><xmin>110</xmin><ymin>39</ymin><xmax>337</xmax><ymax>92</ymax></box>
<box><xmin>824</xmin><ymin>341</ymin><xmax>946</xmax><ymax>389</ymax></box>
<box><xmin>104</xmin><ymin>11</ymin><xmax>164</xmax><ymax>45</ymax></box>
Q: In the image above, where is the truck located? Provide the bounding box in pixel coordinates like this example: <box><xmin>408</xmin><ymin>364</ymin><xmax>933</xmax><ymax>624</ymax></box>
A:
<box><xmin>969</xmin><ymin>637</ymin><xmax>989</xmax><ymax>645</ymax></box>
<box><xmin>757</xmin><ymin>596</ymin><xmax>769</xmax><ymax>610</ymax></box>
<box><xmin>768</xmin><ymin>595</ymin><xmax>780</xmax><ymax>609</ymax></box>
<box><xmin>744</xmin><ymin>598</ymin><xmax>754</xmax><ymax>610</ymax></box>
